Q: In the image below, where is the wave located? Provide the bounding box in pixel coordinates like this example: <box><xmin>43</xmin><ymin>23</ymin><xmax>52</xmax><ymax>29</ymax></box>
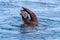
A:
<box><xmin>0</xmin><ymin>2</ymin><xmax>20</xmax><ymax>8</ymax></box>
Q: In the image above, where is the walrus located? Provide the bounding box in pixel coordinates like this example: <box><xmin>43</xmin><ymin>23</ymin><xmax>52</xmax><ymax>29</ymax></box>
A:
<box><xmin>20</xmin><ymin>7</ymin><xmax>38</xmax><ymax>27</ymax></box>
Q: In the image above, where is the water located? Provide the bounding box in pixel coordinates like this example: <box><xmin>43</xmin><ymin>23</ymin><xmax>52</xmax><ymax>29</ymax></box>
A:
<box><xmin>0</xmin><ymin>0</ymin><xmax>60</xmax><ymax>40</ymax></box>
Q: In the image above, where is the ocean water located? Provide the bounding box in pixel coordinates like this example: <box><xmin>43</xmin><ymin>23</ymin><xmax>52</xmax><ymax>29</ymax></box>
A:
<box><xmin>0</xmin><ymin>0</ymin><xmax>60</xmax><ymax>40</ymax></box>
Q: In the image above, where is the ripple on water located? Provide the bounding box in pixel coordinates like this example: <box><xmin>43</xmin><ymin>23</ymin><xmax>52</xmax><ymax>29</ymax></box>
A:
<box><xmin>0</xmin><ymin>0</ymin><xmax>60</xmax><ymax>40</ymax></box>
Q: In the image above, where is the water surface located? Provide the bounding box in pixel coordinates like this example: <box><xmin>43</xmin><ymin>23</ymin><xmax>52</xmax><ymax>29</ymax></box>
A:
<box><xmin>0</xmin><ymin>0</ymin><xmax>60</xmax><ymax>40</ymax></box>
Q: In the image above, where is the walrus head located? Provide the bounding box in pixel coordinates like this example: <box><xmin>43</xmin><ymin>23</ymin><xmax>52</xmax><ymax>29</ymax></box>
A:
<box><xmin>20</xmin><ymin>7</ymin><xmax>38</xmax><ymax>27</ymax></box>
<box><xmin>20</xmin><ymin>10</ymin><xmax>31</xmax><ymax>26</ymax></box>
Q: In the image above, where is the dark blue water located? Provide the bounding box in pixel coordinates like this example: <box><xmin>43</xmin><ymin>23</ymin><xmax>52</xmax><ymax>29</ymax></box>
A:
<box><xmin>0</xmin><ymin>0</ymin><xmax>60</xmax><ymax>40</ymax></box>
